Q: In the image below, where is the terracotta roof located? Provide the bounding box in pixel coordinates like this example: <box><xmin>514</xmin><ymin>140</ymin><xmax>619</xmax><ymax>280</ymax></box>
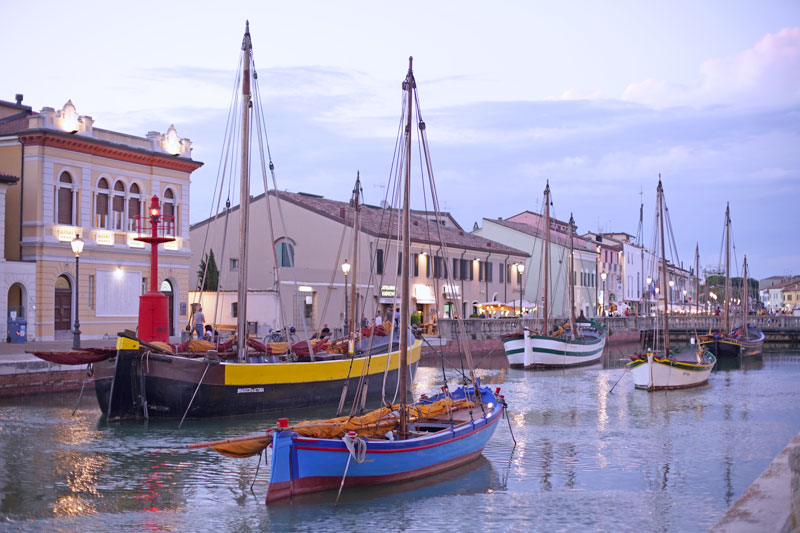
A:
<box><xmin>275</xmin><ymin>190</ymin><xmax>528</xmax><ymax>257</ymax></box>
<box><xmin>485</xmin><ymin>218</ymin><xmax>594</xmax><ymax>251</ymax></box>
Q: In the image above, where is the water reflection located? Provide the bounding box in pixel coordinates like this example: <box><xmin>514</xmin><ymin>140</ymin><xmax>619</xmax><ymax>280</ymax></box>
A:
<box><xmin>0</xmin><ymin>351</ymin><xmax>798</xmax><ymax>531</ymax></box>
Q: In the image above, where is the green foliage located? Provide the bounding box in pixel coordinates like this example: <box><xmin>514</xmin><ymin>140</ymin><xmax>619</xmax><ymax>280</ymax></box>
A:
<box><xmin>197</xmin><ymin>249</ymin><xmax>220</xmax><ymax>291</ymax></box>
<box><xmin>410</xmin><ymin>312</ymin><xmax>422</xmax><ymax>326</ymax></box>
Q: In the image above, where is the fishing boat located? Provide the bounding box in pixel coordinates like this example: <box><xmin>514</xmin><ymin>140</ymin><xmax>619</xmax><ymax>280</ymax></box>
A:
<box><xmin>699</xmin><ymin>204</ymin><xmax>742</xmax><ymax>359</ymax></box>
<box><xmin>191</xmin><ymin>54</ymin><xmax>505</xmax><ymax>504</ymax></box>
<box><xmin>734</xmin><ymin>256</ymin><xmax>764</xmax><ymax>356</ymax></box>
<box><xmin>503</xmin><ymin>183</ymin><xmax>606</xmax><ymax>369</ymax></box>
<box><xmin>628</xmin><ymin>177</ymin><xmax>716</xmax><ymax>391</ymax></box>
<box><xmin>34</xmin><ymin>23</ymin><xmax>421</xmax><ymax>421</ymax></box>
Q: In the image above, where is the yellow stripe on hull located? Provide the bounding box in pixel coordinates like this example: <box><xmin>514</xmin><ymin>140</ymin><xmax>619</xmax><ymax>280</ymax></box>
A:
<box><xmin>224</xmin><ymin>339</ymin><xmax>422</xmax><ymax>386</ymax></box>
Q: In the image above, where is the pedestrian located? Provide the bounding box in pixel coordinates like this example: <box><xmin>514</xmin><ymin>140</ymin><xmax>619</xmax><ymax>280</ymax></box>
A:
<box><xmin>375</xmin><ymin>312</ymin><xmax>383</xmax><ymax>326</ymax></box>
<box><xmin>192</xmin><ymin>306</ymin><xmax>205</xmax><ymax>339</ymax></box>
<box><xmin>394</xmin><ymin>307</ymin><xmax>400</xmax><ymax>327</ymax></box>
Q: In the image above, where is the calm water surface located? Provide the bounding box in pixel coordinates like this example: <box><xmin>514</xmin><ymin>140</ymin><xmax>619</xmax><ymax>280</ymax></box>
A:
<box><xmin>1</xmin><ymin>348</ymin><xmax>799</xmax><ymax>532</ymax></box>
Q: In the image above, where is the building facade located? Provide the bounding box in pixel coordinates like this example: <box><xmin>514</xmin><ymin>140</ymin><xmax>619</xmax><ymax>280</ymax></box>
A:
<box><xmin>188</xmin><ymin>189</ymin><xmax>529</xmax><ymax>334</ymax></box>
<box><xmin>0</xmin><ymin>97</ymin><xmax>202</xmax><ymax>340</ymax></box>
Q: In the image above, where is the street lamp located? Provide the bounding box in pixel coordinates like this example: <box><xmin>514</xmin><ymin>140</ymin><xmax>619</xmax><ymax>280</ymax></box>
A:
<box><xmin>600</xmin><ymin>271</ymin><xmax>607</xmax><ymax>316</ymax></box>
<box><xmin>517</xmin><ymin>263</ymin><xmax>525</xmax><ymax>317</ymax></box>
<box><xmin>341</xmin><ymin>259</ymin><xmax>351</xmax><ymax>335</ymax></box>
<box><xmin>71</xmin><ymin>234</ymin><xmax>85</xmax><ymax>349</ymax></box>
<box><xmin>669</xmin><ymin>279</ymin><xmax>675</xmax><ymax>315</ymax></box>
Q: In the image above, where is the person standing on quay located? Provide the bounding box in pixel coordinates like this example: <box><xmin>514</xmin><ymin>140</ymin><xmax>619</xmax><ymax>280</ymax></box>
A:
<box><xmin>192</xmin><ymin>307</ymin><xmax>205</xmax><ymax>339</ymax></box>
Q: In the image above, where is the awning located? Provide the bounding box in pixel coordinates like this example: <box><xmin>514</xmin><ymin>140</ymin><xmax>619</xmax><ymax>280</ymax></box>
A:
<box><xmin>413</xmin><ymin>284</ymin><xmax>436</xmax><ymax>304</ymax></box>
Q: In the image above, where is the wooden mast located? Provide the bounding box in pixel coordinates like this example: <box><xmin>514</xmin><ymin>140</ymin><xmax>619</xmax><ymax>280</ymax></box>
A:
<box><xmin>568</xmin><ymin>213</ymin><xmax>577</xmax><ymax>337</ymax></box>
<box><xmin>695</xmin><ymin>244</ymin><xmax>700</xmax><ymax>316</ymax></box>
<box><xmin>724</xmin><ymin>203</ymin><xmax>731</xmax><ymax>334</ymax></box>
<box><xmin>398</xmin><ymin>57</ymin><xmax>415</xmax><ymax>440</ymax></box>
<box><xmin>543</xmin><ymin>180</ymin><xmax>550</xmax><ymax>334</ymax></box>
<box><xmin>237</xmin><ymin>22</ymin><xmax>252</xmax><ymax>362</ymax></box>
<box><xmin>742</xmin><ymin>255</ymin><xmax>749</xmax><ymax>339</ymax></box>
<box><xmin>348</xmin><ymin>172</ymin><xmax>361</xmax><ymax>336</ymax></box>
<box><xmin>658</xmin><ymin>176</ymin><xmax>670</xmax><ymax>355</ymax></box>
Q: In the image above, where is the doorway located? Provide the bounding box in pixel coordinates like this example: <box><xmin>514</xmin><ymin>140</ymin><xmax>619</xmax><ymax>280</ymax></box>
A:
<box><xmin>54</xmin><ymin>275</ymin><xmax>72</xmax><ymax>339</ymax></box>
<box><xmin>161</xmin><ymin>279</ymin><xmax>174</xmax><ymax>337</ymax></box>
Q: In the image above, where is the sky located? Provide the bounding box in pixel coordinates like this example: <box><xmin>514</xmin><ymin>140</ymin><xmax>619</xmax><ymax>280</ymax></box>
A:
<box><xmin>2</xmin><ymin>0</ymin><xmax>799</xmax><ymax>279</ymax></box>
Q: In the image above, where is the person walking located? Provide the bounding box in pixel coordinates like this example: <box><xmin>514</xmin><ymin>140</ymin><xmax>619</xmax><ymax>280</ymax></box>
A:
<box><xmin>192</xmin><ymin>306</ymin><xmax>205</xmax><ymax>339</ymax></box>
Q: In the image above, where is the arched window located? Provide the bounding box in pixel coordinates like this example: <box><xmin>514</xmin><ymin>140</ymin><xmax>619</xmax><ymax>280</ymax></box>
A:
<box><xmin>112</xmin><ymin>180</ymin><xmax>125</xmax><ymax>230</ymax></box>
<box><xmin>128</xmin><ymin>183</ymin><xmax>141</xmax><ymax>231</ymax></box>
<box><xmin>276</xmin><ymin>239</ymin><xmax>294</xmax><ymax>268</ymax></box>
<box><xmin>57</xmin><ymin>172</ymin><xmax>74</xmax><ymax>225</ymax></box>
<box><xmin>162</xmin><ymin>188</ymin><xmax>176</xmax><ymax>235</ymax></box>
<box><xmin>95</xmin><ymin>178</ymin><xmax>109</xmax><ymax>228</ymax></box>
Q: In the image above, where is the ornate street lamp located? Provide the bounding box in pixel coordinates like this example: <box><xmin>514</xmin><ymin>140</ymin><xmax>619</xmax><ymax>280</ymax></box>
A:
<box><xmin>341</xmin><ymin>259</ymin><xmax>351</xmax><ymax>334</ymax></box>
<box><xmin>669</xmin><ymin>279</ymin><xmax>675</xmax><ymax>315</ymax></box>
<box><xmin>517</xmin><ymin>263</ymin><xmax>525</xmax><ymax>316</ymax></box>
<box><xmin>71</xmin><ymin>234</ymin><xmax>85</xmax><ymax>349</ymax></box>
<box><xmin>600</xmin><ymin>271</ymin><xmax>608</xmax><ymax>316</ymax></box>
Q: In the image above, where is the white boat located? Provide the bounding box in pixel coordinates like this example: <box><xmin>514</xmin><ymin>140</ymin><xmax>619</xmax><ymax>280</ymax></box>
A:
<box><xmin>627</xmin><ymin>176</ymin><xmax>715</xmax><ymax>391</ymax></box>
<box><xmin>503</xmin><ymin>183</ymin><xmax>606</xmax><ymax>369</ymax></box>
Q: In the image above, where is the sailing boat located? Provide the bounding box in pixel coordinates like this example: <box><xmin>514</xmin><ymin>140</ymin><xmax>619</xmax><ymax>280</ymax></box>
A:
<box><xmin>628</xmin><ymin>177</ymin><xmax>716</xmax><ymax>390</ymax></box>
<box><xmin>191</xmin><ymin>56</ymin><xmax>505</xmax><ymax>504</ymax></box>
<box><xmin>734</xmin><ymin>256</ymin><xmax>765</xmax><ymax>356</ymax></box>
<box><xmin>699</xmin><ymin>204</ymin><xmax>743</xmax><ymax>359</ymax></box>
<box><xmin>503</xmin><ymin>182</ymin><xmax>606</xmax><ymax>368</ymax></box>
<box><xmin>88</xmin><ymin>23</ymin><xmax>422</xmax><ymax>420</ymax></box>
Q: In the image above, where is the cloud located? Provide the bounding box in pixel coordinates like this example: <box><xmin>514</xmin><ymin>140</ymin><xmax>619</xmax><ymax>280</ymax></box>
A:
<box><xmin>622</xmin><ymin>27</ymin><xmax>800</xmax><ymax>109</ymax></box>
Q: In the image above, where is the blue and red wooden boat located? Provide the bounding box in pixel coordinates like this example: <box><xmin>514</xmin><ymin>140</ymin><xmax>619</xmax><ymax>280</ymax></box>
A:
<box><xmin>266</xmin><ymin>383</ymin><xmax>504</xmax><ymax>503</ymax></box>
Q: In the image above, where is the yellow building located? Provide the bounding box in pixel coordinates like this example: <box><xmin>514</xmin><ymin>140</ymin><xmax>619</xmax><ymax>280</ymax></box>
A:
<box><xmin>0</xmin><ymin>96</ymin><xmax>202</xmax><ymax>341</ymax></box>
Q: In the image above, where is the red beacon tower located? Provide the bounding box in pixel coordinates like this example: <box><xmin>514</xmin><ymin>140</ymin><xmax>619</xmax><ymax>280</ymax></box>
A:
<box><xmin>135</xmin><ymin>195</ymin><xmax>175</xmax><ymax>343</ymax></box>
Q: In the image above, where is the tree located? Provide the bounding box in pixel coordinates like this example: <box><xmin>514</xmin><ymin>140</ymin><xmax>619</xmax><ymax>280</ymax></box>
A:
<box><xmin>197</xmin><ymin>249</ymin><xmax>220</xmax><ymax>291</ymax></box>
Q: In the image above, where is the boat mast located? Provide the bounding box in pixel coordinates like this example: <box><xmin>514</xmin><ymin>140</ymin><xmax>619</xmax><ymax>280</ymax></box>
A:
<box><xmin>398</xmin><ymin>57</ymin><xmax>415</xmax><ymax>440</ymax></box>
<box><xmin>657</xmin><ymin>176</ymin><xmax>670</xmax><ymax>355</ymax></box>
<box><xmin>742</xmin><ymin>255</ymin><xmax>749</xmax><ymax>337</ymax></box>
<box><xmin>568</xmin><ymin>213</ymin><xmax>577</xmax><ymax>337</ymax></box>
<box><xmin>348</xmin><ymin>172</ymin><xmax>361</xmax><ymax>337</ymax></box>
<box><xmin>543</xmin><ymin>180</ymin><xmax>550</xmax><ymax>334</ymax></box>
<box><xmin>237</xmin><ymin>22</ymin><xmax>252</xmax><ymax>362</ymax></box>
<box><xmin>724</xmin><ymin>203</ymin><xmax>731</xmax><ymax>334</ymax></box>
<box><xmin>695</xmin><ymin>244</ymin><xmax>700</xmax><ymax>316</ymax></box>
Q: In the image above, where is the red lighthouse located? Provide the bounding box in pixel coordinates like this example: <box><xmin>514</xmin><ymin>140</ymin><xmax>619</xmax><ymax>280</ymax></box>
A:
<box><xmin>135</xmin><ymin>195</ymin><xmax>175</xmax><ymax>343</ymax></box>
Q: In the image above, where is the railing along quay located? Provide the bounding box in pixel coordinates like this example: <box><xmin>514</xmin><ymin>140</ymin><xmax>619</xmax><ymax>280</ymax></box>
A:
<box><xmin>437</xmin><ymin>316</ymin><xmax>800</xmax><ymax>347</ymax></box>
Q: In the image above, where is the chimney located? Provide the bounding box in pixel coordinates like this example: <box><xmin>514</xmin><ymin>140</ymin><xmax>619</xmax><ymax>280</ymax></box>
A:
<box><xmin>15</xmin><ymin>94</ymin><xmax>23</xmax><ymax>105</ymax></box>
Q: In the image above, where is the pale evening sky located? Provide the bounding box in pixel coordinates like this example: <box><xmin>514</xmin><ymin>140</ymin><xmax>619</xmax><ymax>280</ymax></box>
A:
<box><xmin>2</xmin><ymin>1</ymin><xmax>798</xmax><ymax>279</ymax></box>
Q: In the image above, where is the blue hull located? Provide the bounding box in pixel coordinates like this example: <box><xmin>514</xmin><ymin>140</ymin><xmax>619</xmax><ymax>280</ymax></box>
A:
<box><xmin>266</xmin><ymin>384</ymin><xmax>504</xmax><ymax>503</ymax></box>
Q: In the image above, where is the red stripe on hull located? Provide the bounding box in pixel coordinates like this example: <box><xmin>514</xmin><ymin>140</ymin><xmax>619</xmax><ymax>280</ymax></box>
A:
<box><xmin>265</xmin><ymin>449</ymin><xmax>484</xmax><ymax>504</ymax></box>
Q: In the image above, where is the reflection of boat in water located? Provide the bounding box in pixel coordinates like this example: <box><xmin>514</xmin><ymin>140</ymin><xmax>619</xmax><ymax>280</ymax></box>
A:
<box><xmin>628</xmin><ymin>177</ymin><xmax>716</xmax><ymax>391</ymax></box>
<box><xmin>714</xmin><ymin>353</ymin><xmax>764</xmax><ymax>372</ymax></box>
<box><xmin>191</xmin><ymin>51</ymin><xmax>505</xmax><ymax>505</ymax></box>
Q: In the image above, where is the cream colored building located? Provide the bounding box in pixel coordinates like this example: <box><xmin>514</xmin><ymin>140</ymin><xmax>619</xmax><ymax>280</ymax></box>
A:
<box><xmin>188</xmin><ymin>189</ymin><xmax>529</xmax><ymax>334</ymax></box>
<box><xmin>0</xmin><ymin>96</ymin><xmax>202</xmax><ymax>340</ymax></box>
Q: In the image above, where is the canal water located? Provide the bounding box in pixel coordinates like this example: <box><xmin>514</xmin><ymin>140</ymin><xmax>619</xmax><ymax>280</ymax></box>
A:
<box><xmin>2</xmin><ymin>348</ymin><xmax>799</xmax><ymax>532</ymax></box>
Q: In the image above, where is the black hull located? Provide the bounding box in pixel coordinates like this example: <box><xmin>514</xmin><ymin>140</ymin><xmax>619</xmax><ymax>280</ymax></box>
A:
<box><xmin>700</xmin><ymin>338</ymin><xmax>742</xmax><ymax>359</ymax></box>
<box><xmin>94</xmin><ymin>348</ymin><xmax>419</xmax><ymax>420</ymax></box>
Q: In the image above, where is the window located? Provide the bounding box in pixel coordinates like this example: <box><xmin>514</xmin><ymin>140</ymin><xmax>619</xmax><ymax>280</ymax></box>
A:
<box><xmin>452</xmin><ymin>258</ymin><xmax>459</xmax><ymax>280</ymax></box>
<box><xmin>499</xmin><ymin>264</ymin><xmax>504</xmax><ymax>283</ymax></box>
<box><xmin>163</xmin><ymin>188</ymin><xmax>176</xmax><ymax>235</ymax></box>
<box><xmin>486</xmin><ymin>262</ymin><xmax>493</xmax><ymax>282</ymax></box>
<box><xmin>376</xmin><ymin>249</ymin><xmax>385</xmax><ymax>275</ymax></box>
<box><xmin>398</xmin><ymin>252</ymin><xmax>403</xmax><ymax>275</ymax></box>
<box><xmin>230</xmin><ymin>258</ymin><xmax>239</xmax><ymax>270</ymax></box>
<box><xmin>413</xmin><ymin>254</ymin><xmax>419</xmax><ymax>277</ymax></box>
<box><xmin>88</xmin><ymin>275</ymin><xmax>95</xmax><ymax>309</ymax></box>
<box><xmin>460</xmin><ymin>259</ymin><xmax>469</xmax><ymax>280</ymax></box>
<box><xmin>276</xmin><ymin>241</ymin><xmax>294</xmax><ymax>267</ymax></box>
<box><xmin>232</xmin><ymin>302</ymin><xmax>238</xmax><ymax>318</ymax></box>
<box><xmin>142</xmin><ymin>277</ymin><xmax>148</xmax><ymax>295</ymax></box>
<box><xmin>478</xmin><ymin>261</ymin><xmax>484</xmax><ymax>282</ymax></box>
<box><xmin>128</xmin><ymin>183</ymin><xmax>141</xmax><ymax>231</ymax></box>
<box><xmin>95</xmin><ymin>178</ymin><xmax>109</xmax><ymax>228</ymax></box>
<box><xmin>57</xmin><ymin>172</ymin><xmax>74</xmax><ymax>225</ymax></box>
<box><xmin>112</xmin><ymin>180</ymin><xmax>125</xmax><ymax>230</ymax></box>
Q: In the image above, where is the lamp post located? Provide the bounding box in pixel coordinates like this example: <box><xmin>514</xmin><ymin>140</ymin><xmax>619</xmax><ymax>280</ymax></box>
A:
<box><xmin>669</xmin><ymin>279</ymin><xmax>675</xmax><ymax>315</ymax></box>
<box><xmin>646</xmin><ymin>276</ymin><xmax>652</xmax><ymax>317</ymax></box>
<box><xmin>517</xmin><ymin>263</ymin><xmax>525</xmax><ymax>316</ymax></box>
<box><xmin>341</xmin><ymin>259</ymin><xmax>350</xmax><ymax>335</ymax></box>
<box><xmin>71</xmin><ymin>234</ymin><xmax>85</xmax><ymax>349</ymax></box>
<box><xmin>600</xmin><ymin>271</ymin><xmax>607</xmax><ymax>316</ymax></box>
<box><xmin>682</xmin><ymin>289</ymin><xmax>688</xmax><ymax>313</ymax></box>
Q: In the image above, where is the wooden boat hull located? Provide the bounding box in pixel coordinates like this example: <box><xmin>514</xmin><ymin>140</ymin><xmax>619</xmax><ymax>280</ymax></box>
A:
<box><xmin>627</xmin><ymin>348</ymin><xmax>716</xmax><ymax>391</ymax></box>
<box><xmin>503</xmin><ymin>327</ymin><xmax>606</xmax><ymax>369</ymax></box>
<box><xmin>265</xmin><ymin>384</ymin><xmax>503</xmax><ymax>504</ymax></box>
<box><xmin>94</xmin><ymin>339</ymin><xmax>422</xmax><ymax>420</ymax></box>
<box><xmin>699</xmin><ymin>336</ymin><xmax>742</xmax><ymax>359</ymax></box>
<box><xmin>740</xmin><ymin>326</ymin><xmax>765</xmax><ymax>357</ymax></box>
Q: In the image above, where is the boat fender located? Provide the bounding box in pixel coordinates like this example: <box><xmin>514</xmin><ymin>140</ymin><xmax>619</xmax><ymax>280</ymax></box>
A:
<box><xmin>342</xmin><ymin>431</ymin><xmax>367</xmax><ymax>464</ymax></box>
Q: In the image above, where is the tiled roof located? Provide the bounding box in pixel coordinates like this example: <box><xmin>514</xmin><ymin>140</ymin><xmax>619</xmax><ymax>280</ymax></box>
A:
<box><xmin>275</xmin><ymin>190</ymin><xmax>528</xmax><ymax>257</ymax></box>
<box><xmin>486</xmin><ymin>218</ymin><xmax>594</xmax><ymax>251</ymax></box>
